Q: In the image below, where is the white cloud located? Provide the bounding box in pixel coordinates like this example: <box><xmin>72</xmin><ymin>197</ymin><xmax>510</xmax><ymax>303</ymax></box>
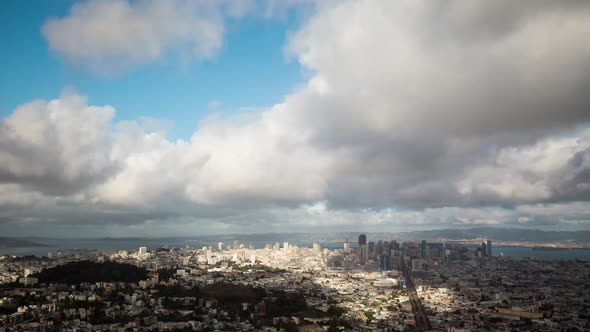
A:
<box><xmin>40</xmin><ymin>0</ymin><xmax>321</xmax><ymax>73</ymax></box>
<box><xmin>458</xmin><ymin>130</ymin><xmax>590</xmax><ymax>204</ymax></box>
<box><xmin>0</xmin><ymin>93</ymin><xmax>114</xmax><ymax>194</ymax></box>
<box><xmin>42</xmin><ymin>0</ymin><xmax>225</xmax><ymax>72</ymax></box>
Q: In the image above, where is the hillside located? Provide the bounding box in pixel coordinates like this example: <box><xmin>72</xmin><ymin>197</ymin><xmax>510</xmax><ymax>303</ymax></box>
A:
<box><xmin>33</xmin><ymin>260</ymin><xmax>147</xmax><ymax>284</ymax></box>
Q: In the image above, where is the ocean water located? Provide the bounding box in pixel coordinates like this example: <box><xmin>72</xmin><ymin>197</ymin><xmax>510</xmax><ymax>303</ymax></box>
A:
<box><xmin>1</xmin><ymin>239</ymin><xmax>589</xmax><ymax>261</ymax></box>
<box><xmin>493</xmin><ymin>246</ymin><xmax>590</xmax><ymax>261</ymax></box>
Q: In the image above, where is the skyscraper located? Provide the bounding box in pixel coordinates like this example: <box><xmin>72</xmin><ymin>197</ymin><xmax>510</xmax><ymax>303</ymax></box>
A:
<box><xmin>481</xmin><ymin>242</ymin><xmax>487</xmax><ymax>257</ymax></box>
<box><xmin>358</xmin><ymin>244</ymin><xmax>368</xmax><ymax>266</ymax></box>
<box><xmin>358</xmin><ymin>234</ymin><xmax>367</xmax><ymax>246</ymax></box>
<box><xmin>486</xmin><ymin>240</ymin><xmax>492</xmax><ymax>257</ymax></box>
<box><xmin>379</xmin><ymin>254</ymin><xmax>391</xmax><ymax>271</ymax></box>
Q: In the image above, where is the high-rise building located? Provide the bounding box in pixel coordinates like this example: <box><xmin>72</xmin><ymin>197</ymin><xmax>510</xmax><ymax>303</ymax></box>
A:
<box><xmin>486</xmin><ymin>240</ymin><xmax>492</xmax><ymax>257</ymax></box>
<box><xmin>139</xmin><ymin>247</ymin><xmax>148</xmax><ymax>255</ymax></box>
<box><xmin>481</xmin><ymin>242</ymin><xmax>487</xmax><ymax>257</ymax></box>
<box><xmin>368</xmin><ymin>241</ymin><xmax>375</xmax><ymax>256</ymax></box>
<box><xmin>343</xmin><ymin>239</ymin><xmax>350</xmax><ymax>253</ymax></box>
<box><xmin>233</xmin><ymin>240</ymin><xmax>239</xmax><ymax>250</ymax></box>
<box><xmin>379</xmin><ymin>254</ymin><xmax>391</xmax><ymax>271</ymax></box>
<box><xmin>358</xmin><ymin>245</ymin><xmax>368</xmax><ymax>265</ymax></box>
<box><xmin>358</xmin><ymin>234</ymin><xmax>367</xmax><ymax>246</ymax></box>
<box><xmin>420</xmin><ymin>240</ymin><xmax>427</xmax><ymax>258</ymax></box>
<box><xmin>218</xmin><ymin>242</ymin><xmax>224</xmax><ymax>251</ymax></box>
<box><xmin>283</xmin><ymin>242</ymin><xmax>289</xmax><ymax>251</ymax></box>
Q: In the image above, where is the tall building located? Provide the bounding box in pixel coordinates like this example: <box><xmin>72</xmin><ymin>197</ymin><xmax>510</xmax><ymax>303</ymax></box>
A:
<box><xmin>218</xmin><ymin>242</ymin><xmax>224</xmax><ymax>251</ymax></box>
<box><xmin>481</xmin><ymin>242</ymin><xmax>487</xmax><ymax>257</ymax></box>
<box><xmin>368</xmin><ymin>242</ymin><xmax>375</xmax><ymax>256</ymax></box>
<box><xmin>486</xmin><ymin>240</ymin><xmax>492</xmax><ymax>257</ymax></box>
<box><xmin>420</xmin><ymin>240</ymin><xmax>427</xmax><ymax>258</ymax></box>
<box><xmin>343</xmin><ymin>239</ymin><xmax>350</xmax><ymax>253</ymax></box>
<box><xmin>379</xmin><ymin>254</ymin><xmax>391</xmax><ymax>271</ymax></box>
<box><xmin>233</xmin><ymin>240</ymin><xmax>239</xmax><ymax>250</ymax></box>
<box><xmin>283</xmin><ymin>242</ymin><xmax>289</xmax><ymax>251</ymax></box>
<box><xmin>358</xmin><ymin>234</ymin><xmax>367</xmax><ymax>246</ymax></box>
<box><xmin>358</xmin><ymin>245</ymin><xmax>368</xmax><ymax>265</ymax></box>
<box><xmin>139</xmin><ymin>247</ymin><xmax>148</xmax><ymax>255</ymax></box>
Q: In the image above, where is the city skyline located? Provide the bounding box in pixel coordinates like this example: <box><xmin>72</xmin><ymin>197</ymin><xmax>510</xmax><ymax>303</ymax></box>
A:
<box><xmin>2</xmin><ymin>0</ymin><xmax>590</xmax><ymax>237</ymax></box>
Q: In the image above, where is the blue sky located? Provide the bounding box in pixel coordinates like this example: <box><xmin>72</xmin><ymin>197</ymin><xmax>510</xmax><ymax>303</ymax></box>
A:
<box><xmin>0</xmin><ymin>0</ymin><xmax>303</xmax><ymax>140</ymax></box>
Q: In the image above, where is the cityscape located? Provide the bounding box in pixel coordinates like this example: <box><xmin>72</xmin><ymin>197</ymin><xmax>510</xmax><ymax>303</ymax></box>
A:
<box><xmin>2</xmin><ymin>0</ymin><xmax>590</xmax><ymax>331</ymax></box>
<box><xmin>1</xmin><ymin>234</ymin><xmax>589</xmax><ymax>331</ymax></box>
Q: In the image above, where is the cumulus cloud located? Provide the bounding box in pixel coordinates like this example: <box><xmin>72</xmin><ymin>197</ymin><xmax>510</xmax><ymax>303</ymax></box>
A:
<box><xmin>280</xmin><ymin>0</ymin><xmax>590</xmax><ymax>208</ymax></box>
<box><xmin>42</xmin><ymin>0</ymin><xmax>225</xmax><ymax>72</ymax></box>
<box><xmin>0</xmin><ymin>93</ymin><xmax>115</xmax><ymax>194</ymax></box>
<box><xmin>3</xmin><ymin>0</ymin><xmax>590</xmax><ymax>234</ymax></box>
<box><xmin>458</xmin><ymin>131</ymin><xmax>590</xmax><ymax>205</ymax></box>
<box><xmin>40</xmin><ymin>0</ymin><xmax>320</xmax><ymax>73</ymax></box>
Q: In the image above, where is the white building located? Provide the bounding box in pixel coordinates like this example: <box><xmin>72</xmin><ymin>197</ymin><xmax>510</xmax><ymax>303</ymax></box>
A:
<box><xmin>139</xmin><ymin>247</ymin><xmax>148</xmax><ymax>255</ymax></box>
<box><xmin>343</xmin><ymin>240</ymin><xmax>351</xmax><ymax>253</ymax></box>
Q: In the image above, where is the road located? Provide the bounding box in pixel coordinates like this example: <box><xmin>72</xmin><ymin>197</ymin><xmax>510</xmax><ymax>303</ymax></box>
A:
<box><xmin>401</xmin><ymin>257</ymin><xmax>432</xmax><ymax>331</ymax></box>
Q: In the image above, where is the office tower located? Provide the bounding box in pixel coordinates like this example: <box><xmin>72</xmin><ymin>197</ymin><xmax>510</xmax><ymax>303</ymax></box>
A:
<box><xmin>481</xmin><ymin>242</ymin><xmax>487</xmax><ymax>257</ymax></box>
<box><xmin>420</xmin><ymin>240</ymin><xmax>427</xmax><ymax>258</ymax></box>
<box><xmin>368</xmin><ymin>242</ymin><xmax>375</xmax><ymax>256</ymax></box>
<box><xmin>382</xmin><ymin>241</ymin><xmax>391</xmax><ymax>255</ymax></box>
<box><xmin>234</xmin><ymin>240</ymin><xmax>239</xmax><ymax>250</ymax></box>
<box><xmin>486</xmin><ymin>240</ymin><xmax>492</xmax><ymax>257</ymax></box>
<box><xmin>283</xmin><ymin>242</ymin><xmax>289</xmax><ymax>251</ymax></box>
<box><xmin>343</xmin><ymin>239</ymin><xmax>350</xmax><ymax>253</ymax></box>
<box><xmin>218</xmin><ymin>242</ymin><xmax>224</xmax><ymax>251</ymax></box>
<box><xmin>379</xmin><ymin>254</ymin><xmax>391</xmax><ymax>271</ymax></box>
<box><xmin>358</xmin><ymin>245</ymin><xmax>368</xmax><ymax>265</ymax></box>
<box><xmin>139</xmin><ymin>247</ymin><xmax>148</xmax><ymax>255</ymax></box>
<box><xmin>358</xmin><ymin>234</ymin><xmax>367</xmax><ymax>246</ymax></box>
<box><xmin>376</xmin><ymin>240</ymin><xmax>383</xmax><ymax>255</ymax></box>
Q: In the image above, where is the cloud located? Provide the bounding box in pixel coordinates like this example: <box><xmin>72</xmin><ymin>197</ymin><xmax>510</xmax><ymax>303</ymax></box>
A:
<box><xmin>458</xmin><ymin>131</ymin><xmax>590</xmax><ymax>205</ymax></box>
<box><xmin>278</xmin><ymin>0</ymin><xmax>590</xmax><ymax>208</ymax></box>
<box><xmin>0</xmin><ymin>93</ymin><xmax>115</xmax><ymax>195</ymax></box>
<box><xmin>42</xmin><ymin>0</ymin><xmax>225</xmax><ymax>73</ymax></box>
<box><xmin>40</xmin><ymin>0</ymin><xmax>320</xmax><ymax>73</ymax></box>
<box><xmin>4</xmin><ymin>0</ymin><xmax>590</xmax><ymax>234</ymax></box>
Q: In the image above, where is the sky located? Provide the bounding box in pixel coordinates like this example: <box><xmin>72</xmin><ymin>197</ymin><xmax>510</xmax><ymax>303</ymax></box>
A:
<box><xmin>1</xmin><ymin>0</ymin><xmax>590</xmax><ymax>237</ymax></box>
